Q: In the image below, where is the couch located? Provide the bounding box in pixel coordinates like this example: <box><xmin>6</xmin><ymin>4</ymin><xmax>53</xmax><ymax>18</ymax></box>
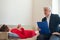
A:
<box><xmin>0</xmin><ymin>25</ymin><xmax>39</xmax><ymax>40</ymax></box>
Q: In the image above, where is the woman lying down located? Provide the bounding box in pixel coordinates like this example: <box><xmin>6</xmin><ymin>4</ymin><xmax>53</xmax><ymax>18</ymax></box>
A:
<box><xmin>0</xmin><ymin>24</ymin><xmax>36</xmax><ymax>39</ymax></box>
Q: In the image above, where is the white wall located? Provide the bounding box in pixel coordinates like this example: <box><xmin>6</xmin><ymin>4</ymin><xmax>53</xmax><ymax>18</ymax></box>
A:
<box><xmin>0</xmin><ymin>0</ymin><xmax>32</xmax><ymax>25</ymax></box>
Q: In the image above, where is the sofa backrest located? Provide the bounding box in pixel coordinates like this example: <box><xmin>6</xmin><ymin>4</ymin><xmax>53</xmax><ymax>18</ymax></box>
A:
<box><xmin>7</xmin><ymin>25</ymin><xmax>34</xmax><ymax>30</ymax></box>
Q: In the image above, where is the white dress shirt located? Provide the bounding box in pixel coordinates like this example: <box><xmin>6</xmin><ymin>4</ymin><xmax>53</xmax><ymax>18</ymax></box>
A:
<box><xmin>46</xmin><ymin>13</ymin><xmax>51</xmax><ymax>27</ymax></box>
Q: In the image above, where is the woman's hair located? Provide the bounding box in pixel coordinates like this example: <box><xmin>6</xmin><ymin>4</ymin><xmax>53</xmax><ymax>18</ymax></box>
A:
<box><xmin>0</xmin><ymin>24</ymin><xmax>9</xmax><ymax>32</ymax></box>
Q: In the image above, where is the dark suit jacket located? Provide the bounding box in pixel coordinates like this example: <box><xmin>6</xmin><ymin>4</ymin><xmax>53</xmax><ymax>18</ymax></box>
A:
<box><xmin>42</xmin><ymin>14</ymin><xmax>60</xmax><ymax>33</ymax></box>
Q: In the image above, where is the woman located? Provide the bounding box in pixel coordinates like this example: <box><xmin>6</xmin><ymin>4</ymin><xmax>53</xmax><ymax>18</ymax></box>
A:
<box><xmin>11</xmin><ymin>24</ymin><xmax>36</xmax><ymax>39</ymax></box>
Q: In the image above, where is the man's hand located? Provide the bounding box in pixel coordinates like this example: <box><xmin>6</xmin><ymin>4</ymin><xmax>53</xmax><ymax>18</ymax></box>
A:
<box><xmin>52</xmin><ymin>32</ymin><xmax>60</xmax><ymax>35</ymax></box>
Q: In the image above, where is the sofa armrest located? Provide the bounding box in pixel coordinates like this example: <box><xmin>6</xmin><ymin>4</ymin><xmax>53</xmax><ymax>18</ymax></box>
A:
<box><xmin>0</xmin><ymin>32</ymin><xmax>8</xmax><ymax>40</ymax></box>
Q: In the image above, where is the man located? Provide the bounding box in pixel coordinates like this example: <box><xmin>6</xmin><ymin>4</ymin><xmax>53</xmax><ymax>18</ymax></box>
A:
<box><xmin>37</xmin><ymin>7</ymin><xmax>60</xmax><ymax>40</ymax></box>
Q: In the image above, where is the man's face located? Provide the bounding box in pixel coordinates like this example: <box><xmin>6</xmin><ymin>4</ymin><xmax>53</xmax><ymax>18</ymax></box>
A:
<box><xmin>44</xmin><ymin>7</ymin><xmax>51</xmax><ymax>17</ymax></box>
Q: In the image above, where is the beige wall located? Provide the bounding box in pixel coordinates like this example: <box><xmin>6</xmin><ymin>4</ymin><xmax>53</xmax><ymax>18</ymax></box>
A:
<box><xmin>32</xmin><ymin>0</ymin><xmax>52</xmax><ymax>30</ymax></box>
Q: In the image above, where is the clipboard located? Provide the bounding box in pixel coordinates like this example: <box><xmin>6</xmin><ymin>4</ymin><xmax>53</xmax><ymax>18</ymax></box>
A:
<box><xmin>37</xmin><ymin>21</ymin><xmax>50</xmax><ymax>34</ymax></box>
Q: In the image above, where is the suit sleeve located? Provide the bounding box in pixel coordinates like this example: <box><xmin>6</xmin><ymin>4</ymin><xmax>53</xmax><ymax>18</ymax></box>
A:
<box><xmin>56</xmin><ymin>15</ymin><xmax>60</xmax><ymax>33</ymax></box>
<box><xmin>58</xmin><ymin>16</ymin><xmax>60</xmax><ymax>24</ymax></box>
<box><xmin>58</xmin><ymin>15</ymin><xmax>60</xmax><ymax>33</ymax></box>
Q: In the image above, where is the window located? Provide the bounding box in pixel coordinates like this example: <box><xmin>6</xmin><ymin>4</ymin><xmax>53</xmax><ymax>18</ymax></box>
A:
<box><xmin>52</xmin><ymin>0</ymin><xmax>58</xmax><ymax>14</ymax></box>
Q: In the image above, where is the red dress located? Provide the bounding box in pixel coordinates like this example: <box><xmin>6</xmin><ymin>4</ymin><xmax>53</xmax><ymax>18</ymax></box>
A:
<box><xmin>11</xmin><ymin>28</ymin><xmax>36</xmax><ymax>39</ymax></box>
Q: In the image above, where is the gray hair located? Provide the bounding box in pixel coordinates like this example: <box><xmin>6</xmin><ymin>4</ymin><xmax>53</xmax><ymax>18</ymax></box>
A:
<box><xmin>44</xmin><ymin>6</ymin><xmax>52</xmax><ymax>11</ymax></box>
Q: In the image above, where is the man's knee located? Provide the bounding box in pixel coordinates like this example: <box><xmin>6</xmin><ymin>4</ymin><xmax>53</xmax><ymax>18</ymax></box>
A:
<box><xmin>49</xmin><ymin>35</ymin><xmax>60</xmax><ymax>40</ymax></box>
